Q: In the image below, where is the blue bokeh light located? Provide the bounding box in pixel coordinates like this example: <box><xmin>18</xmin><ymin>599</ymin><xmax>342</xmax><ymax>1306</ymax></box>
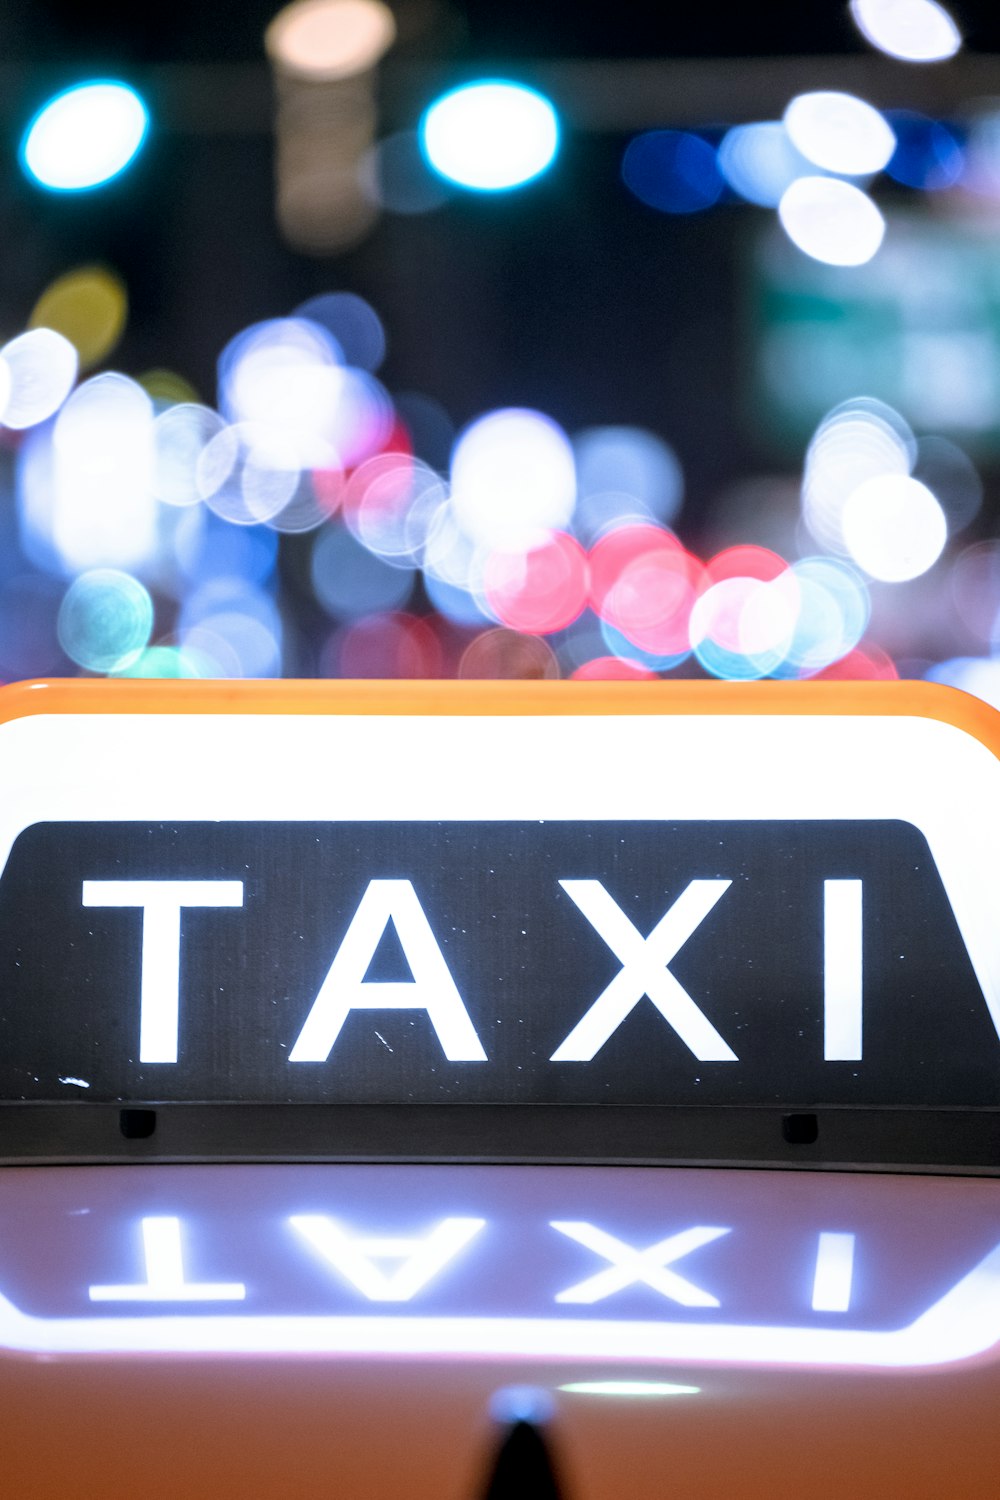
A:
<box><xmin>420</xmin><ymin>80</ymin><xmax>559</xmax><ymax>192</ymax></box>
<box><xmin>884</xmin><ymin>110</ymin><xmax>964</xmax><ymax>191</ymax></box>
<box><xmin>622</xmin><ymin>131</ymin><xmax>724</xmax><ymax>214</ymax></box>
<box><xmin>21</xmin><ymin>80</ymin><xmax>148</xmax><ymax>191</ymax></box>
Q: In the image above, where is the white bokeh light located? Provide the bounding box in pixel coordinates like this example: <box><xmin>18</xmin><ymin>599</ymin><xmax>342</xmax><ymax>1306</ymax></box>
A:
<box><xmin>803</xmin><ymin>399</ymin><xmax>915</xmax><ymax>553</ymax></box>
<box><xmin>1</xmin><ymin>328</ymin><xmax>78</xmax><ymax>430</ymax></box>
<box><xmin>21</xmin><ymin>81</ymin><xmax>148</xmax><ymax>191</ymax></box>
<box><xmin>420</xmin><ymin>81</ymin><xmax>559</xmax><ymax>191</ymax></box>
<box><xmin>450</xmin><ymin>408</ymin><xmax>576</xmax><ymax>549</ymax></box>
<box><xmin>783</xmin><ymin>92</ymin><xmax>896</xmax><ymax>176</ymax></box>
<box><xmin>850</xmin><ymin>0</ymin><xmax>961</xmax><ymax>62</ymax></box>
<box><xmin>842</xmin><ymin>472</ymin><xmax>947</xmax><ymax>582</ymax></box>
<box><xmin>19</xmin><ymin>372</ymin><xmax>158</xmax><ymax>575</ymax></box>
<box><xmin>778</xmin><ymin>177</ymin><xmax>885</xmax><ymax>266</ymax></box>
<box><xmin>717</xmin><ymin>121</ymin><xmax>814</xmax><ymax>207</ymax></box>
<box><xmin>219</xmin><ymin>317</ymin><xmax>343</xmax><ymax>457</ymax></box>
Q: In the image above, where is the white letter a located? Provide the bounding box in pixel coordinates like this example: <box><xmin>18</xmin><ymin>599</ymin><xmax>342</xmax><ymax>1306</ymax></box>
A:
<box><xmin>288</xmin><ymin>879</ymin><xmax>486</xmax><ymax>1062</ymax></box>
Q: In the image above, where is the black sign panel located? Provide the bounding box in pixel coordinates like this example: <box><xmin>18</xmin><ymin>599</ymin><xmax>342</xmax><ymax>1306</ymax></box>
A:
<box><xmin>0</xmin><ymin>817</ymin><xmax>994</xmax><ymax>1107</ymax></box>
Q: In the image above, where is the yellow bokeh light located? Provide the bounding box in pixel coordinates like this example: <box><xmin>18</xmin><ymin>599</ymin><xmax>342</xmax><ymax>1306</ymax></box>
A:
<box><xmin>29</xmin><ymin>265</ymin><xmax>127</xmax><ymax>370</ymax></box>
<box><xmin>137</xmin><ymin>368</ymin><xmax>199</xmax><ymax>406</ymax></box>
<box><xmin>265</xmin><ymin>0</ymin><xmax>396</xmax><ymax>81</ymax></box>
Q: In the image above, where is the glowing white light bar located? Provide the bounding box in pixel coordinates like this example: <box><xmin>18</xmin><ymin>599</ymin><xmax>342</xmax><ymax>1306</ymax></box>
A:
<box><xmin>812</xmin><ymin>1232</ymin><xmax>856</xmax><ymax>1313</ymax></box>
<box><xmin>82</xmin><ymin>881</ymin><xmax>245</xmax><ymax>1064</ymax></box>
<box><xmin>824</xmin><ymin>881</ymin><xmax>863</xmax><ymax>1060</ymax></box>
<box><xmin>558</xmin><ymin>1381</ymin><xmax>701</xmax><ymax>1397</ymax></box>
<box><xmin>89</xmin><ymin>1218</ymin><xmax>246</xmax><ymax>1302</ymax></box>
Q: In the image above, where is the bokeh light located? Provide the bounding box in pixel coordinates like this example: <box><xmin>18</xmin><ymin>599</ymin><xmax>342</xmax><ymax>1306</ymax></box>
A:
<box><xmin>778</xmin><ymin>177</ymin><xmax>885</xmax><ymax>266</ymax></box>
<box><xmin>29</xmin><ymin>266</ymin><xmax>127</xmax><ymax>370</ymax></box>
<box><xmin>803</xmin><ymin>398</ymin><xmax>916</xmax><ymax>554</ymax></box>
<box><xmin>484</xmin><ymin>531</ymin><xmax>588</xmax><ymax>635</ymax></box>
<box><xmin>311</xmin><ymin>523</ymin><xmax>414</xmax><ymax>618</ymax></box>
<box><xmin>717</xmin><ymin>121</ymin><xmax>814</xmax><ymax>207</ymax></box>
<box><xmin>31</xmin><ymin>373</ymin><xmax>158</xmax><ymax>574</ymax></box>
<box><xmin>178</xmin><ymin>580</ymin><xmax>283</xmax><ymax>678</ymax></box>
<box><xmin>1</xmin><ymin>328</ymin><xmax>78</xmax><ymax>430</ymax></box>
<box><xmin>884</xmin><ymin>111</ymin><xmax>964</xmax><ymax>190</ymax></box>
<box><xmin>420</xmin><ymin>81</ymin><xmax>559</xmax><ymax>192</ymax></box>
<box><xmin>451</xmin><ymin>408</ymin><xmax>576</xmax><ymax>549</ymax></box>
<box><xmin>622</xmin><ymin>131</ymin><xmax>724</xmax><ymax>214</ymax></box>
<box><xmin>265</xmin><ymin>0</ymin><xmax>396</xmax><ymax>80</ymax></box>
<box><xmin>850</xmin><ymin>0</ymin><xmax>961</xmax><ymax>62</ymax></box>
<box><xmin>293</xmin><ymin>292</ymin><xmax>386</xmax><ymax>372</ymax></box>
<box><xmin>573</xmin><ymin>426</ymin><xmax>683</xmax><ymax>536</ymax></box>
<box><xmin>153</xmin><ymin>404</ymin><xmax>227</xmax><ymax>508</ymax></box>
<box><xmin>458</xmin><ymin>628</ymin><xmax>560</xmax><ymax>679</ymax></box>
<box><xmin>817</xmin><ymin>644</ymin><xmax>898</xmax><ymax>680</ymax></box>
<box><xmin>363</xmin><ymin>130</ymin><xmax>453</xmax><ymax>215</ymax></box>
<box><xmin>912</xmin><ymin>436</ymin><xmax>981</xmax><ymax>534</ymax></box>
<box><xmin>325</xmin><ymin>611</ymin><xmax>443</xmax><ymax>677</ymax></box>
<box><xmin>783</xmin><ymin>91</ymin><xmax>896</xmax><ymax>176</ymax></box>
<box><xmin>841</xmin><ymin>473</ymin><xmax>948</xmax><ymax>582</ymax></box>
<box><xmin>777</xmin><ymin>558</ymin><xmax>871</xmax><ymax>677</ymax></box>
<box><xmin>948</xmin><ymin>540</ymin><xmax>1000</xmax><ymax>646</ymax></box>
<box><xmin>21</xmin><ymin>81</ymin><xmax>148</xmax><ymax>191</ymax></box>
<box><xmin>57</xmin><ymin>569</ymin><xmax>154</xmax><ymax>673</ymax></box>
<box><xmin>570</xmin><ymin>655</ymin><xmax>657</xmax><ymax>681</ymax></box>
<box><xmin>690</xmin><ymin>571</ymin><xmax>797</xmax><ymax>680</ymax></box>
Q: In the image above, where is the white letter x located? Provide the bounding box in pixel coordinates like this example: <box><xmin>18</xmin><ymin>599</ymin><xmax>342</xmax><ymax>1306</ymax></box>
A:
<box><xmin>549</xmin><ymin>879</ymin><xmax>736</xmax><ymax>1062</ymax></box>
<box><xmin>551</xmin><ymin>1221</ymin><xmax>730</xmax><ymax>1306</ymax></box>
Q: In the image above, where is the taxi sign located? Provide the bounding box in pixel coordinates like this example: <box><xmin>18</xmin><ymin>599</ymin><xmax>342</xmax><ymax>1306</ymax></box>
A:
<box><xmin>0</xmin><ymin>677</ymin><xmax>999</xmax><ymax>1170</ymax></box>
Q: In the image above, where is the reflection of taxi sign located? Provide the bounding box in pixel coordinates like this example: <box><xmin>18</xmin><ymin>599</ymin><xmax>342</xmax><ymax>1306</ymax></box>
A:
<box><xmin>2</xmin><ymin>1164</ymin><xmax>999</xmax><ymax>1367</ymax></box>
<box><xmin>1</xmin><ymin>677</ymin><xmax>1000</xmax><ymax>1168</ymax></box>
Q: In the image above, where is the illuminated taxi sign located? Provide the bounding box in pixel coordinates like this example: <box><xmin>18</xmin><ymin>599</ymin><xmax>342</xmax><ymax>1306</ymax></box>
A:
<box><xmin>0</xmin><ymin>677</ymin><xmax>999</xmax><ymax>1161</ymax></box>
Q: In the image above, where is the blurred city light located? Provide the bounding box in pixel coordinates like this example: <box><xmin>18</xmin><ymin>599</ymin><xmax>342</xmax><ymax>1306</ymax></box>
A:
<box><xmin>1</xmin><ymin>16</ymin><xmax>995</xmax><ymax>701</ymax></box>
<box><xmin>783</xmin><ymin>92</ymin><xmax>896</xmax><ymax>176</ymax></box>
<box><xmin>884</xmin><ymin>111</ymin><xmax>964</xmax><ymax>190</ymax></box>
<box><xmin>57</xmin><ymin>569</ymin><xmax>154</xmax><ymax>673</ymax></box>
<box><xmin>622</xmin><ymin>131</ymin><xmax>723</xmax><ymax>214</ymax></box>
<box><xmin>265</xmin><ymin>0</ymin><xmax>396</xmax><ymax>80</ymax></box>
<box><xmin>21</xmin><ymin>81</ymin><xmax>148</xmax><ymax>191</ymax></box>
<box><xmin>363</xmin><ymin>130</ymin><xmax>453</xmax><ymax>215</ymax></box>
<box><xmin>573</xmin><ymin>426</ymin><xmax>683</xmax><ymax>534</ymax></box>
<box><xmin>420</xmin><ymin>81</ymin><xmax>559</xmax><ymax>192</ymax></box>
<box><xmin>1</xmin><ymin>328</ymin><xmax>78</xmax><ymax>430</ymax></box>
<box><xmin>841</xmin><ymin>473</ymin><xmax>948</xmax><ymax>581</ymax></box>
<box><xmin>778</xmin><ymin>177</ymin><xmax>885</xmax><ymax>266</ymax></box>
<box><xmin>803</xmin><ymin>398</ymin><xmax>916</xmax><ymax>554</ymax></box>
<box><xmin>458</xmin><ymin>628</ymin><xmax>560</xmax><ymax>678</ymax></box>
<box><xmin>483</xmin><ymin>531</ymin><xmax>588</xmax><ymax>635</ymax></box>
<box><xmin>717</xmin><ymin>121</ymin><xmax>814</xmax><ymax>207</ymax></box>
<box><xmin>29</xmin><ymin>266</ymin><xmax>127</xmax><ymax>370</ymax></box>
<box><xmin>311</xmin><ymin>523</ymin><xmax>415</xmax><ymax>618</ymax></box>
<box><xmin>450</xmin><ymin>408</ymin><xmax>576</xmax><ymax>549</ymax></box>
<box><xmin>21</xmin><ymin>373</ymin><xmax>159</xmax><ymax>575</ymax></box>
<box><xmin>153</xmin><ymin>404</ymin><xmax>228</xmax><ymax>509</ymax></box>
<box><xmin>850</xmin><ymin>0</ymin><xmax>961</xmax><ymax>62</ymax></box>
<box><xmin>293</xmin><ymin>292</ymin><xmax>386</xmax><ymax>371</ymax></box>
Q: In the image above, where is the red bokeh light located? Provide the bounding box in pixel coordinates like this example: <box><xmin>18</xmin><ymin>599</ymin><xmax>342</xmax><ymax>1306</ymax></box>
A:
<box><xmin>483</xmin><ymin>531</ymin><xmax>589</xmax><ymax>635</ymax></box>
<box><xmin>814</xmin><ymin>645</ymin><xmax>899</xmax><ymax>681</ymax></box>
<box><xmin>571</xmin><ymin>656</ymin><xmax>657</xmax><ymax>681</ymax></box>
<box><xmin>324</xmin><ymin>612</ymin><xmax>444</xmax><ymax>678</ymax></box>
<box><xmin>704</xmin><ymin>545</ymin><xmax>788</xmax><ymax>587</ymax></box>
